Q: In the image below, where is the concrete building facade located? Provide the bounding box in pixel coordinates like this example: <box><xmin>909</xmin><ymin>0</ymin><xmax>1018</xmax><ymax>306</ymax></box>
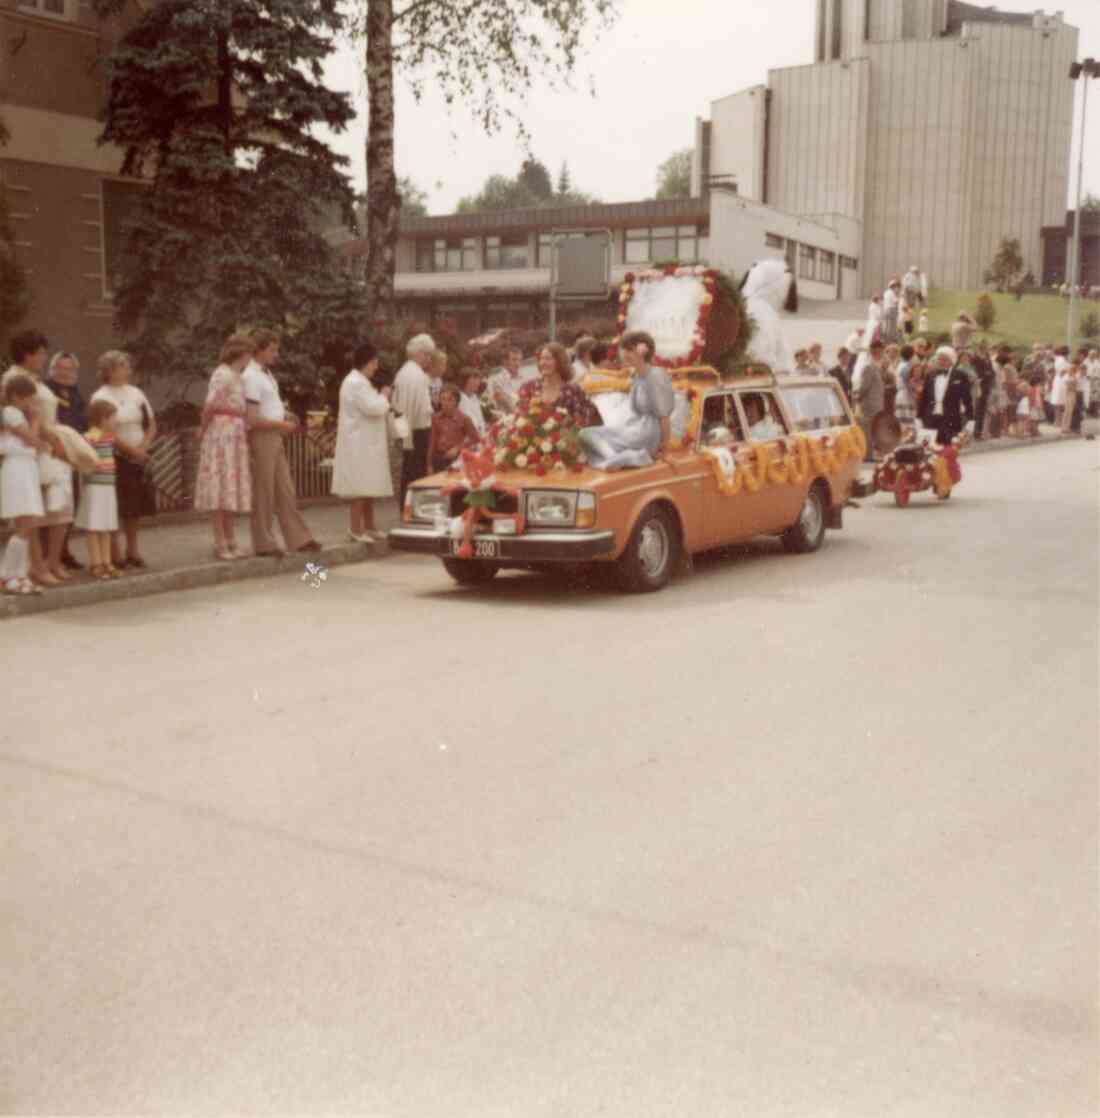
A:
<box><xmin>696</xmin><ymin>0</ymin><xmax>1079</xmax><ymax>295</ymax></box>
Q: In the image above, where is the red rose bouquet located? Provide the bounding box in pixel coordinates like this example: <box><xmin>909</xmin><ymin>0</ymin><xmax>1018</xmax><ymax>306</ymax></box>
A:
<box><xmin>489</xmin><ymin>399</ymin><xmax>586</xmax><ymax>475</ymax></box>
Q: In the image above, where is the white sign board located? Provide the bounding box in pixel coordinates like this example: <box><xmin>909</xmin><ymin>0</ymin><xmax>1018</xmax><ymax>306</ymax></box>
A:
<box><xmin>623</xmin><ymin>275</ymin><xmax>706</xmax><ymax>364</ymax></box>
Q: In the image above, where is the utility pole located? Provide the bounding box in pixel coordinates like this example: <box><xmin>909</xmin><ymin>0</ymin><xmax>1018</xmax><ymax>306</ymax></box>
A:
<box><xmin>1067</xmin><ymin>58</ymin><xmax>1098</xmax><ymax>350</ymax></box>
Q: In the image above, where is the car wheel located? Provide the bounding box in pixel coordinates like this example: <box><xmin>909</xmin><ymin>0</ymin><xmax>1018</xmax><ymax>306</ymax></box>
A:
<box><xmin>441</xmin><ymin>558</ymin><xmax>499</xmax><ymax>585</ymax></box>
<box><xmin>782</xmin><ymin>483</ymin><xmax>827</xmax><ymax>554</ymax></box>
<box><xmin>615</xmin><ymin>505</ymin><xmax>679</xmax><ymax>593</ymax></box>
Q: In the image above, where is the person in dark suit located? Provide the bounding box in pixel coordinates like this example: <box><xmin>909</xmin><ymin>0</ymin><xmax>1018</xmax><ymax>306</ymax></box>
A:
<box><xmin>918</xmin><ymin>346</ymin><xmax>974</xmax><ymax>446</ymax></box>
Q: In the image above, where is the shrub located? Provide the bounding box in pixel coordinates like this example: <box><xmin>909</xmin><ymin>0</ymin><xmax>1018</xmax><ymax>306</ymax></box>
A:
<box><xmin>1081</xmin><ymin>311</ymin><xmax>1100</xmax><ymax>340</ymax></box>
<box><xmin>974</xmin><ymin>293</ymin><xmax>996</xmax><ymax>331</ymax></box>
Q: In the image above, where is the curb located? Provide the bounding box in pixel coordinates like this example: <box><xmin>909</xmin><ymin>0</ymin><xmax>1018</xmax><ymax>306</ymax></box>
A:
<box><xmin>1</xmin><ymin>539</ymin><xmax>387</xmax><ymax>621</ymax></box>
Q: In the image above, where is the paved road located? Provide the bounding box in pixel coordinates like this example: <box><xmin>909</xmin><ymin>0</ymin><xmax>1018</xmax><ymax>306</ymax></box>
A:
<box><xmin>3</xmin><ymin>441</ymin><xmax>1097</xmax><ymax>1116</ymax></box>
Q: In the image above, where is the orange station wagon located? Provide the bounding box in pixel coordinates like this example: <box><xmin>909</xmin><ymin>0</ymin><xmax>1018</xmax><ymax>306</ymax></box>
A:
<box><xmin>388</xmin><ymin>369</ymin><xmax>867</xmax><ymax>592</ymax></box>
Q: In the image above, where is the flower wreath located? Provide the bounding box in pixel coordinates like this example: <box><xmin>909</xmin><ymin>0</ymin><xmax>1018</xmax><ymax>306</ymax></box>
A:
<box><xmin>615</xmin><ymin>265</ymin><xmax>719</xmax><ymax>369</ymax></box>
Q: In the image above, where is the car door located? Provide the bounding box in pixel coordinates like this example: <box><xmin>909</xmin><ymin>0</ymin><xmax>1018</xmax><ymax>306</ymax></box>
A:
<box><xmin>733</xmin><ymin>388</ymin><xmax>804</xmax><ymax>534</ymax></box>
<box><xmin>698</xmin><ymin>390</ymin><xmax>783</xmax><ymax>548</ymax></box>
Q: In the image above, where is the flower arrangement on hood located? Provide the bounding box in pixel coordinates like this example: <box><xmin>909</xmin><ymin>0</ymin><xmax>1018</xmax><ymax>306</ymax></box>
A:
<box><xmin>489</xmin><ymin>398</ymin><xmax>586</xmax><ymax>475</ymax></box>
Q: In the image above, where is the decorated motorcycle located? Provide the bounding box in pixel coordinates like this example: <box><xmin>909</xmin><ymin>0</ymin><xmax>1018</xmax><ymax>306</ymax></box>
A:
<box><xmin>872</xmin><ymin>434</ymin><xmax>964</xmax><ymax>507</ymax></box>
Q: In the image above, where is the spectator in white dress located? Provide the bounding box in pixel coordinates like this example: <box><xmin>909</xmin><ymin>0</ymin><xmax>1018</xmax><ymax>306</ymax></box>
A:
<box><xmin>332</xmin><ymin>340</ymin><xmax>394</xmax><ymax>543</ymax></box>
<box><xmin>2</xmin><ymin>329</ymin><xmax>72</xmax><ymax>586</ymax></box>
<box><xmin>0</xmin><ymin>374</ymin><xmax>47</xmax><ymax>595</ymax></box>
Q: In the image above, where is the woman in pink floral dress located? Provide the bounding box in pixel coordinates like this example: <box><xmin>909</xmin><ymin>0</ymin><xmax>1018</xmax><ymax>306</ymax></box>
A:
<box><xmin>195</xmin><ymin>335</ymin><xmax>254</xmax><ymax>559</ymax></box>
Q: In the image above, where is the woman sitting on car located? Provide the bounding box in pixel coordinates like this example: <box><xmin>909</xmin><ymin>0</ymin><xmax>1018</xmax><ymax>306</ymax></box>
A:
<box><xmin>578</xmin><ymin>330</ymin><xmax>676</xmax><ymax>470</ymax></box>
<box><xmin>517</xmin><ymin>343</ymin><xmax>601</xmax><ymax>429</ymax></box>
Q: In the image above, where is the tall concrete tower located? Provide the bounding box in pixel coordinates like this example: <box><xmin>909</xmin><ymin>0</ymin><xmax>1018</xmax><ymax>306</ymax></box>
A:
<box><xmin>705</xmin><ymin>0</ymin><xmax>1079</xmax><ymax>294</ymax></box>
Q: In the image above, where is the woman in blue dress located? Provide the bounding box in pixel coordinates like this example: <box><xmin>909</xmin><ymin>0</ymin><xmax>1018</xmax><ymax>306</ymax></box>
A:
<box><xmin>579</xmin><ymin>331</ymin><xmax>676</xmax><ymax>470</ymax></box>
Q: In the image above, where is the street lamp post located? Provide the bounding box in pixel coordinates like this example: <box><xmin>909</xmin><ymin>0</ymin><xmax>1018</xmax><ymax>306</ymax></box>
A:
<box><xmin>1067</xmin><ymin>58</ymin><xmax>1099</xmax><ymax>350</ymax></box>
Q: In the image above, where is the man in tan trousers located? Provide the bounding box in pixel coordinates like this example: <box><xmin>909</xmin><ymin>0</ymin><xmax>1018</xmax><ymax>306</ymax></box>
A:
<box><xmin>243</xmin><ymin>329</ymin><xmax>321</xmax><ymax>558</ymax></box>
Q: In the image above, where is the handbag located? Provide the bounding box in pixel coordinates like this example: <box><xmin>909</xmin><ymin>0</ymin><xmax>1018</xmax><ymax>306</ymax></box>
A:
<box><xmin>388</xmin><ymin>409</ymin><xmax>410</xmax><ymax>441</ymax></box>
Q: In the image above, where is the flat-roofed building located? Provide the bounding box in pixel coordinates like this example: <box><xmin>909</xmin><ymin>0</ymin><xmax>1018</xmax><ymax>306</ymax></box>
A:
<box><xmin>695</xmin><ymin>0</ymin><xmax>1079</xmax><ymax>296</ymax></box>
<box><xmin>341</xmin><ymin>190</ymin><xmax>863</xmax><ymax>334</ymax></box>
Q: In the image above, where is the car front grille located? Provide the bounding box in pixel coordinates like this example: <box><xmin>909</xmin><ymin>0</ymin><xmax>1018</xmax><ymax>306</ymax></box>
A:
<box><xmin>447</xmin><ymin>489</ymin><xmax>521</xmax><ymax>518</ymax></box>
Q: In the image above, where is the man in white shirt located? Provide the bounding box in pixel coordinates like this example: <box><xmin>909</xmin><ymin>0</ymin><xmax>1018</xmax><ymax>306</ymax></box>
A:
<box><xmin>458</xmin><ymin>370</ymin><xmax>487</xmax><ymax>437</ymax></box>
<box><xmin>391</xmin><ymin>333</ymin><xmax>436</xmax><ymax>507</ymax></box>
<box><xmin>486</xmin><ymin>346</ymin><xmax>534</xmax><ymax>415</ymax></box>
<box><xmin>243</xmin><ymin>329</ymin><xmax>320</xmax><ymax>557</ymax></box>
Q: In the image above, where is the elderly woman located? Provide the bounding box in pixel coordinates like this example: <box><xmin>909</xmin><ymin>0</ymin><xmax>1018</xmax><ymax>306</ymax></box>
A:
<box><xmin>332</xmin><ymin>340</ymin><xmax>394</xmax><ymax>542</ymax></box>
<box><xmin>90</xmin><ymin>350</ymin><xmax>157</xmax><ymax>568</ymax></box>
<box><xmin>46</xmin><ymin>350</ymin><xmax>87</xmax><ymax>571</ymax></box>
<box><xmin>578</xmin><ymin>331</ymin><xmax>675</xmax><ymax>470</ymax></box>
<box><xmin>517</xmin><ymin>342</ymin><xmax>601</xmax><ymax>429</ymax></box>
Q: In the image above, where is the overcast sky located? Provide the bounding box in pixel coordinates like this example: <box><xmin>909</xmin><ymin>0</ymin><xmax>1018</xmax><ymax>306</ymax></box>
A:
<box><xmin>323</xmin><ymin>0</ymin><xmax>1100</xmax><ymax>215</ymax></box>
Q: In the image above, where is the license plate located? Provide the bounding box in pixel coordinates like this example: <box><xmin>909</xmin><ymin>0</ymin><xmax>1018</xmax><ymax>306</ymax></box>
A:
<box><xmin>450</xmin><ymin>538</ymin><xmax>499</xmax><ymax>559</ymax></box>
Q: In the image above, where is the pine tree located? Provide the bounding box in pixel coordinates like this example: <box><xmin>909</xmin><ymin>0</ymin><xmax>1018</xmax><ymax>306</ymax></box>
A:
<box><xmin>92</xmin><ymin>0</ymin><xmax>358</xmax><ymax>387</ymax></box>
<box><xmin>556</xmin><ymin>161</ymin><xmax>572</xmax><ymax>197</ymax></box>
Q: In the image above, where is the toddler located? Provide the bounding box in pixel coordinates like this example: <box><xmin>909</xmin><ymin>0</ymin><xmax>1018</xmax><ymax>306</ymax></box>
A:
<box><xmin>0</xmin><ymin>375</ymin><xmax>47</xmax><ymax>594</ymax></box>
<box><xmin>76</xmin><ymin>398</ymin><xmax>122</xmax><ymax>579</ymax></box>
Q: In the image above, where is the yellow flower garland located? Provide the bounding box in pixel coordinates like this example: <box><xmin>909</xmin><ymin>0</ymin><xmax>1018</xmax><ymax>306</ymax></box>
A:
<box><xmin>704</xmin><ymin>428</ymin><xmax>865</xmax><ymax>497</ymax></box>
<box><xmin>929</xmin><ymin>453</ymin><xmax>952</xmax><ymax>497</ymax></box>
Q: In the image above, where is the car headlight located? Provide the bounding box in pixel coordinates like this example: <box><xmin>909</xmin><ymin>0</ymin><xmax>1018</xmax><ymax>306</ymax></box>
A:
<box><xmin>410</xmin><ymin>488</ymin><xmax>448</xmax><ymax>522</ymax></box>
<box><xmin>525</xmin><ymin>490</ymin><xmax>596</xmax><ymax>528</ymax></box>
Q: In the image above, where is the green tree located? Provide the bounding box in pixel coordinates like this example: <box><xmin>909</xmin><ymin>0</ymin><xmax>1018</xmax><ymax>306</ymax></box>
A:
<box><xmin>457</xmin><ymin>156</ymin><xmax>599</xmax><ymax>213</ymax></box>
<box><xmin>556</xmin><ymin>161</ymin><xmax>572</xmax><ymax>196</ymax></box>
<box><xmin>974</xmin><ymin>292</ymin><xmax>996</xmax><ymax>331</ymax></box>
<box><xmin>91</xmin><ymin>0</ymin><xmax>358</xmax><ymax>386</ymax></box>
<box><xmin>358</xmin><ymin>0</ymin><xmax>617</xmax><ymax>316</ymax></box>
<box><xmin>0</xmin><ymin>116</ymin><xmax>31</xmax><ymax>356</ymax></box>
<box><xmin>1080</xmin><ymin>193</ymin><xmax>1100</xmax><ymax>212</ymax></box>
<box><xmin>655</xmin><ymin>148</ymin><xmax>693</xmax><ymax>200</ymax></box>
<box><xmin>397</xmin><ymin>175</ymin><xmax>429</xmax><ymax>217</ymax></box>
<box><xmin>986</xmin><ymin>236</ymin><xmax>1024</xmax><ymax>293</ymax></box>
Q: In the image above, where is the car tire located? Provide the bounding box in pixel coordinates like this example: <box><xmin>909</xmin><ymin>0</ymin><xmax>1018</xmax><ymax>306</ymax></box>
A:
<box><xmin>441</xmin><ymin>558</ymin><xmax>499</xmax><ymax>585</ymax></box>
<box><xmin>615</xmin><ymin>505</ymin><xmax>679</xmax><ymax>593</ymax></box>
<box><xmin>782</xmin><ymin>482</ymin><xmax>827</xmax><ymax>554</ymax></box>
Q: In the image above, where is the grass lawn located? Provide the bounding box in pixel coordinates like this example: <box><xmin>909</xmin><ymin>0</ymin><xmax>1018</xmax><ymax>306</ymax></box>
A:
<box><xmin>924</xmin><ymin>288</ymin><xmax>1100</xmax><ymax>353</ymax></box>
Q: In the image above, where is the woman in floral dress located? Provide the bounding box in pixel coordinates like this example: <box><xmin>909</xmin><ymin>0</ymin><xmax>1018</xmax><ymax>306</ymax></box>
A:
<box><xmin>517</xmin><ymin>343</ymin><xmax>601</xmax><ymax>429</ymax></box>
<box><xmin>195</xmin><ymin>334</ymin><xmax>254</xmax><ymax>559</ymax></box>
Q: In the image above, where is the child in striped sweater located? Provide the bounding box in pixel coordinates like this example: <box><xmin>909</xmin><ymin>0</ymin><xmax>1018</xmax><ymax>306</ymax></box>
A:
<box><xmin>76</xmin><ymin>398</ymin><xmax>122</xmax><ymax>580</ymax></box>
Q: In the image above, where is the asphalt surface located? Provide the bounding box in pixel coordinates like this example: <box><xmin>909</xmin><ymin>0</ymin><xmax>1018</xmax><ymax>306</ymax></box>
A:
<box><xmin>3</xmin><ymin>439</ymin><xmax>1097</xmax><ymax>1116</ymax></box>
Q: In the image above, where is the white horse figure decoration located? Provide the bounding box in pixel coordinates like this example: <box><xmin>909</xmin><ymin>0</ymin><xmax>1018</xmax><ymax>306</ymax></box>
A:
<box><xmin>739</xmin><ymin>259</ymin><xmax>799</xmax><ymax>373</ymax></box>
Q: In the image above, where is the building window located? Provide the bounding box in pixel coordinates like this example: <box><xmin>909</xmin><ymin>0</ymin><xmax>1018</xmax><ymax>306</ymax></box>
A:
<box><xmin>415</xmin><ymin>237</ymin><xmax>479</xmax><ymax>272</ymax></box>
<box><xmin>18</xmin><ymin>0</ymin><xmax>73</xmax><ymax>19</ymax></box>
<box><xmin>537</xmin><ymin>231</ymin><xmax>590</xmax><ymax>267</ymax></box>
<box><xmin>840</xmin><ymin>255</ymin><xmax>858</xmax><ymax>270</ymax></box>
<box><xmin>624</xmin><ymin>225</ymin><xmax>705</xmax><ymax>265</ymax></box>
<box><xmin>102</xmin><ymin>179</ymin><xmax>147</xmax><ymax>298</ymax></box>
<box><xmin>799</xmin><ymin>244</ymin><xmax>816</xmax><ymax>280</ymax></box>
<box><xmin>486</xmin><ymin>234</ymin><xmax>529</xmax><ymax>270</ymax></box>
<box><xmin>818</xmin><ymin>250</ymin><xmax>836</xmax><ymax>284</ymax></box>
<box><xmin>765</xmin><ymin>232</ymin><xmax>785</xmax><ymax>249</ymax></box>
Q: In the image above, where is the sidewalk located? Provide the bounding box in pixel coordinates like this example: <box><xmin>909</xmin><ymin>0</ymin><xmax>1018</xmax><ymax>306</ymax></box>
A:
<box><xmin>1</xmin><ymin>498</ymin><xmax>402</xmax><ymax>621</ymax></box>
